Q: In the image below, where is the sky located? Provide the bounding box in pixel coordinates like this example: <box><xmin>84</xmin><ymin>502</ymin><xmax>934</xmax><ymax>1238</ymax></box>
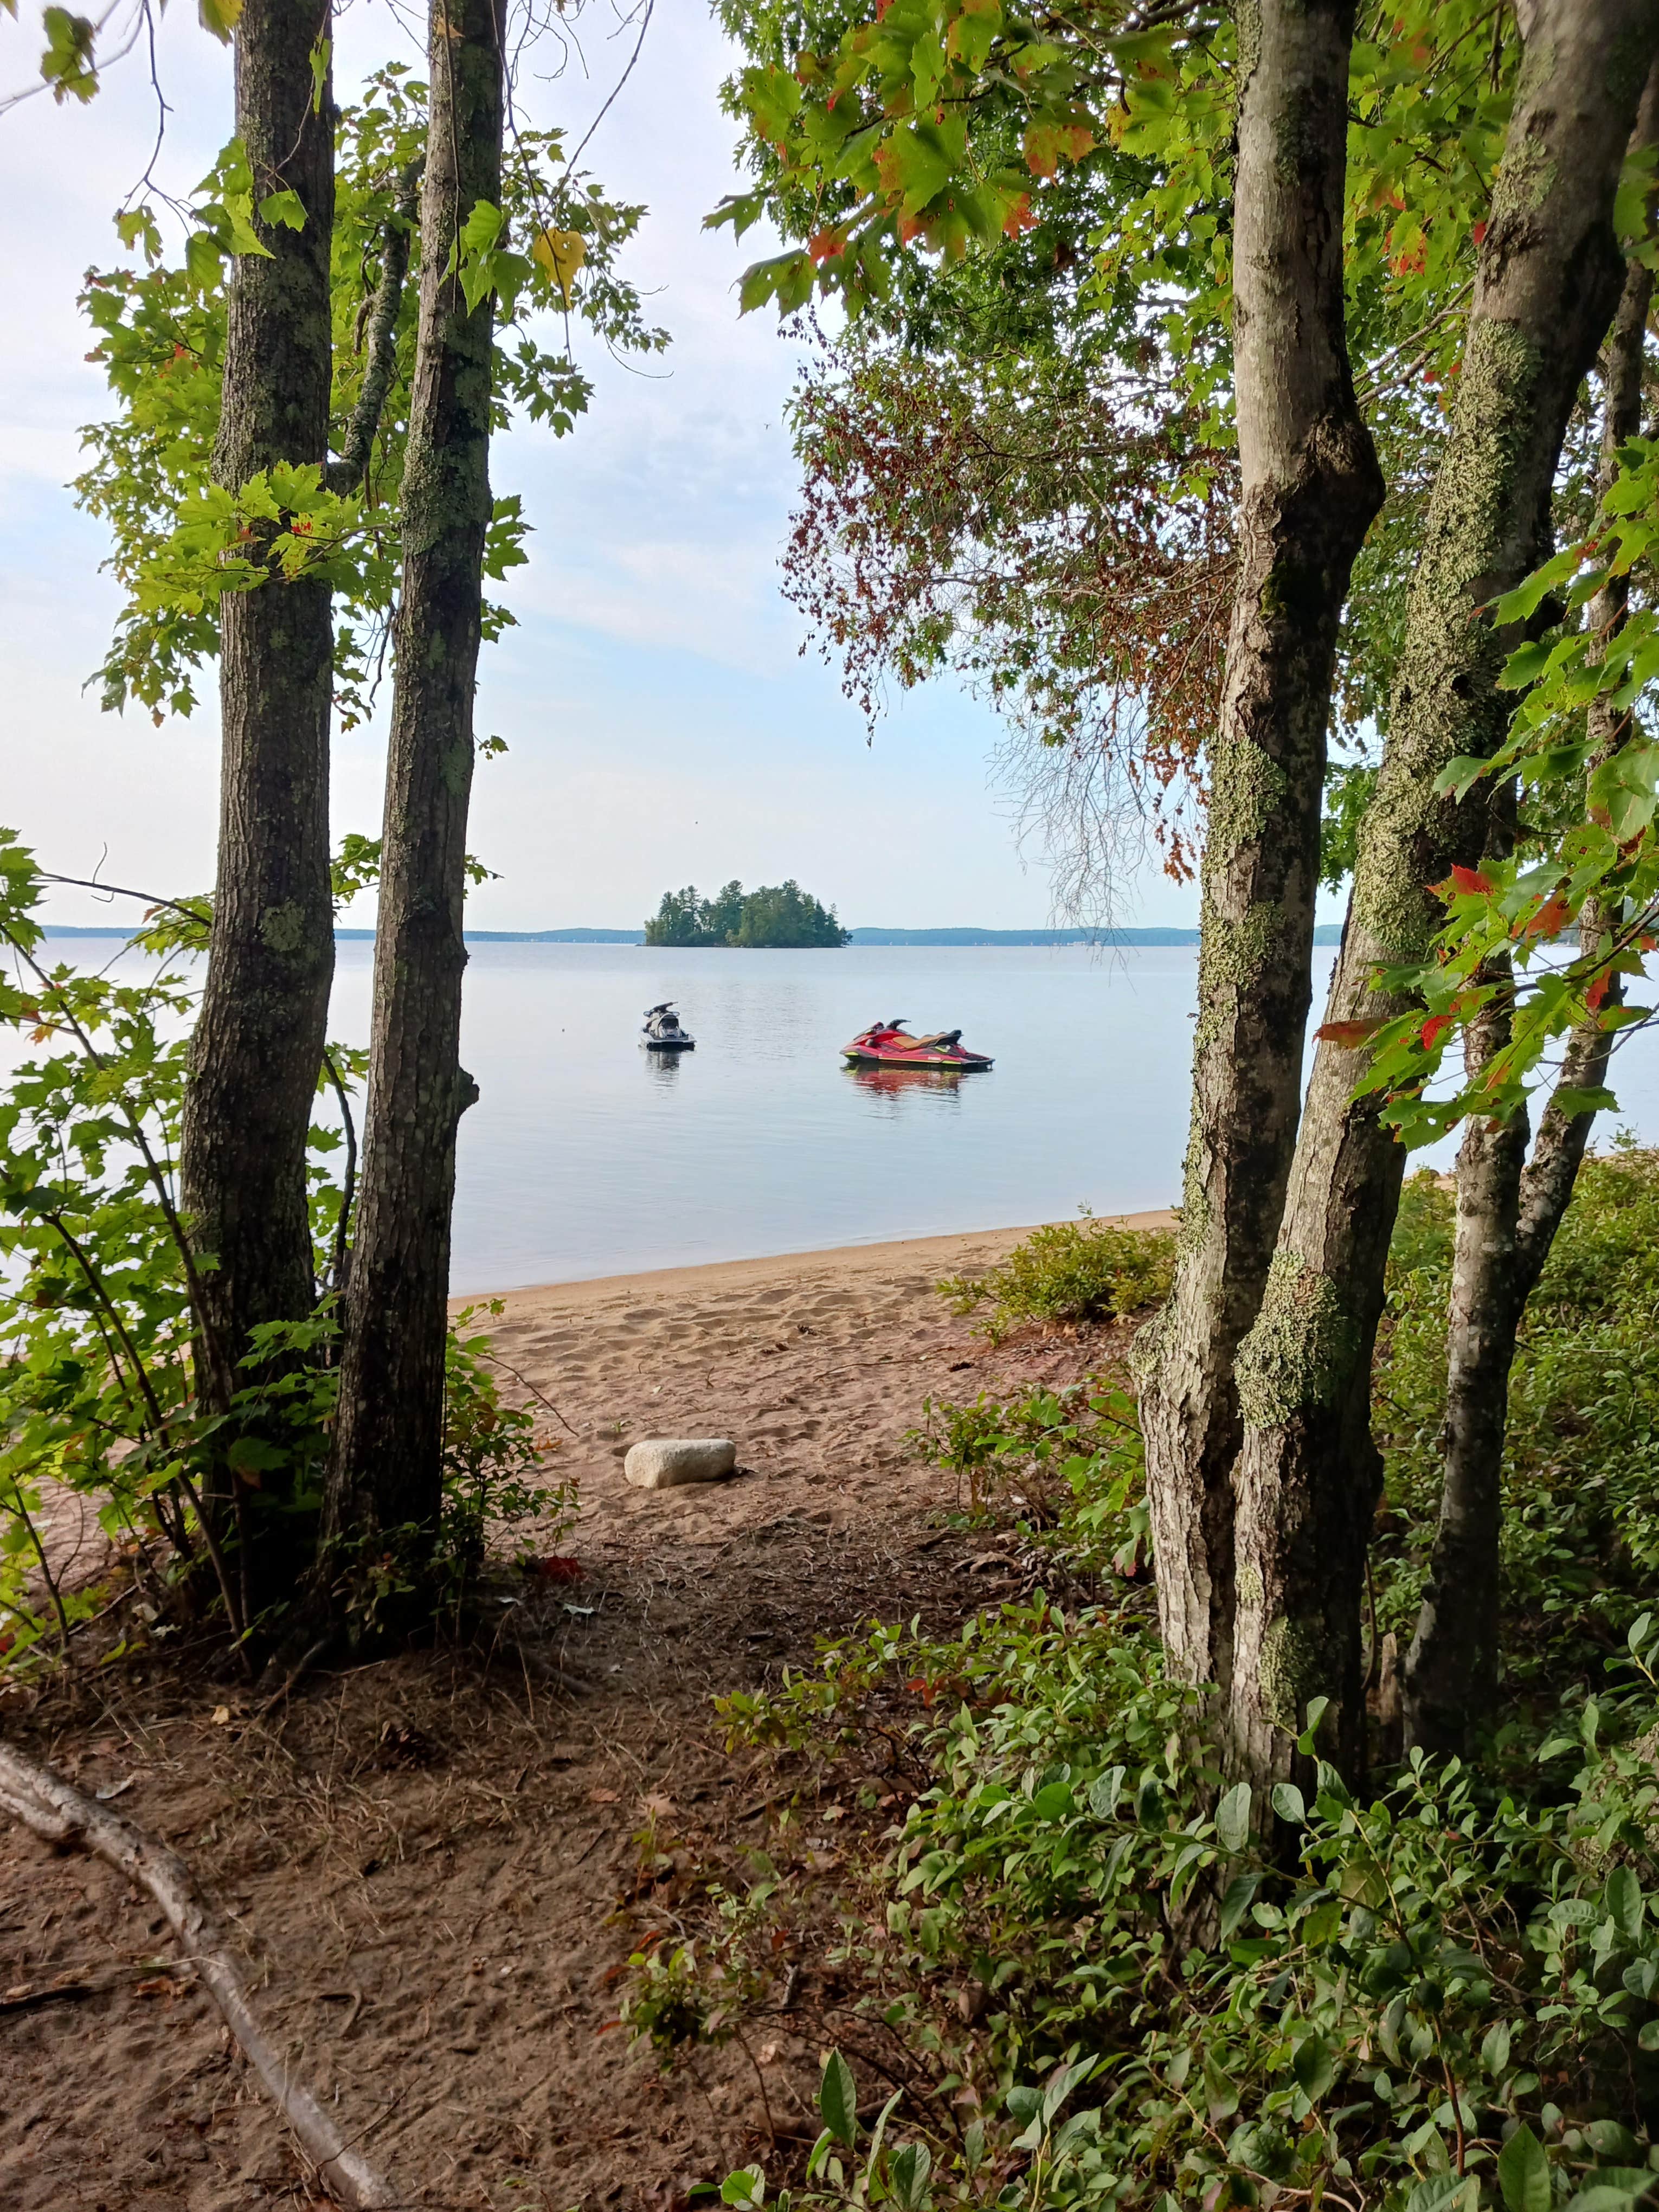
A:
<box><xmin>0</xmin><ymin>0</ymin><xmax>1214</xmax><ymax>934</ymax></box>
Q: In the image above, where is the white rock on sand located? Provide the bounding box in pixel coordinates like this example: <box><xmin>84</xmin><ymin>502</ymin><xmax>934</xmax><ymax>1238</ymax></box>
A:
<box><xmin>624</xmin><ymin>1437</ymin><xmax>738</xmax><ymax>1490</ymax></box>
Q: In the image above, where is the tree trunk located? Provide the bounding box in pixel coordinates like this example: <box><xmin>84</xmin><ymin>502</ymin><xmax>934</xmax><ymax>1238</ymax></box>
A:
<box><xmin>1404</xmin><ymin>95</ymin><xmax>1658</xmax><ymax>1752</ymax></box>
<box><xmin>321</xmin><ymin>0</ymin><xmax>504</xmax><ymax>1569</ymax></box>
<box><xmin>1227</xmin><ymin>0</ymin><xmax>1658</xmax><ymax>1791</ymax></box>
<box><xmin>179</xmin><ymin>0</ymin><xmax>336</xmax><ymax>1584</ymax></box>
<box><xmin>1136</xmin><ymin>0</ymin><xmax>1382</xmax><ymax>1697</ymax></box>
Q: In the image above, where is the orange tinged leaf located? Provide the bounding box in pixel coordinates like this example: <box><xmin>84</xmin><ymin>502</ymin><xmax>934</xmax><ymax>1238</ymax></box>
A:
<box><xmin>1585</xmin><ymin>972</ymin><xmax>1611</xmax><ymax>1012</ymax></box>
<box><xmin>1314</xmin><ymin>1019</ymin><xmax>1383</xmax><ymax>1048</ymax></box>
<box><xmin>1420</xmin><ymin>1014</ymin><xmax>1452</xmax><ymax>1050</ymax></box>
<box><xmin>1521</xmin><ymin>893</ymin><xmax>1573</xmax><ymax>940</ymax></box>
<box><xmin>1449</xmin><ymin>864</ymin><xmax>1495</xmax><ymax>896</ymax></box>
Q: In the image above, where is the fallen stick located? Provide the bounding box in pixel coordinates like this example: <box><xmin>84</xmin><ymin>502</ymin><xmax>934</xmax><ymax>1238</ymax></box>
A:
<box><xmin>0</xmin><ymin>1740</ymin><xmax>391</xmax><ymax>2208</ymax></box>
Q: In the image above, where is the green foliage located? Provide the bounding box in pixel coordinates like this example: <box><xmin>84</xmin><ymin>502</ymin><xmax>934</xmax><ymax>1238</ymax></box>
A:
<box><xmin>0</xmin><ymin>832</ymin><xmax>567</xmax><ymax>1665</ymax></box>
<box><xmin>644</xmin><ymin>879</ymin><xmax>850</xmax><ymax>947</ymax></box>
<box><xmin>692</xmin><ymin>1310</ymin><xmax>1659</xmax><ymax>2212</ymax></box>
<box><xmin>1359</xmin><ymin>430</ymin><xmax>1659</xmax><ymax>1147</ymax></box>
<box><xmin>1372</xmin><ymin>1154</ymin><xmax>1659</xmax><ymax>1680</ymax></box>
<box><xmin>908</xmin><ymin>1382</ymin><xmax>1148</xmax><ymax>1575</ymax></box>
<box><xmin>74</xmin><ymin>69</ymin><xmax>665</xmax><ymax>728</ymax></box>
<box><xmin>937</xmin><ymin>1218</ymin><xmax>1173</xmax><ymax>1346</ymax></box>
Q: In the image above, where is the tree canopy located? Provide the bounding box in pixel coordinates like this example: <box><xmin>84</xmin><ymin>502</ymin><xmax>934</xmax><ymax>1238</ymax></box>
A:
<box><xmin>645</xmin><ymin>879</ymin><xmax>850</xmax><ymax>947</ymax></box>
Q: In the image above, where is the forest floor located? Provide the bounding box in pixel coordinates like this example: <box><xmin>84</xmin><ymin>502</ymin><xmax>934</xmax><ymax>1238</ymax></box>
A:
<box><xmin>1</xmin><ymin>1217</ymin><xmax>1167</xmax><ymax>2212</ymax></box>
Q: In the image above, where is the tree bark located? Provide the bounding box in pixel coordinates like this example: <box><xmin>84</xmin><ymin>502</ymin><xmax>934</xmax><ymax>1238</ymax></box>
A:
<box><xmin>179</xmin><ymin>0</ymin><xmax>336</xmax><ymax>1596</ymax></box>
<box><xmin>321</xmin><ymin>0</ymin><xmax>504</xmax><ymax>1568</ymax></box>
<box><xmin>1227</xmin><ymin>0</ymin><xmax>1659</xmax><ymax>1790</ymax></box>
<box><xmin>1135</xmin><ymin>0</ymin><xmax>1382</xmax><ymax>1697</ymax></box>
<box><xmin>1405</xmin><ymin>89</ymin><xmax>1658</xmax><ymax>1752</ymax></box>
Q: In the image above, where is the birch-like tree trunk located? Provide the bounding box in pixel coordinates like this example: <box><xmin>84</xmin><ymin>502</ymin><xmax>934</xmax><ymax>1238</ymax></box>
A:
<box><xmin>179</xmin><ymin>1</ymin><xmax>336</xmax><ymax>1579</ymax></box>
<box><xmin>1405</xmin><ymin>96</ymin><xmax>1658</xmax><ymax>1752</ymax></box>
<box><xmin>1226</xmin><ymin>0</ymin><xmax>1659</xmax><ymax>1791</ymax></box>
<box><xmin>321</xmin><ymin>0</ymin><xmax>504</xmax><ymax>1566</ymax></box>
<box><xmin>1136</xmin><ymin>0</ymin><xmax>1382</xmax><ymax>1696</ymax></box>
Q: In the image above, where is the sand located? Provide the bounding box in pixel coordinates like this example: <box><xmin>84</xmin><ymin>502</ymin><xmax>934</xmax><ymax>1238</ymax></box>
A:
<box><xmin>456</xmin><ymin>1211</ymin><xmax>1178</xmax><ymax>1566</ymax></box>
<box><xmin>5</xmin><ymin>1212</ymin><xmax>1172</xmax><ymax>2211</ymax></box>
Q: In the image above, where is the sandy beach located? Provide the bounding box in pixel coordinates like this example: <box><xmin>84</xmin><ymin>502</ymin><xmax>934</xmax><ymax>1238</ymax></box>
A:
<box><xmin>7</xmin><ymin>1212</ymin><xmax>1173</xmax><ymax>2211</ymax></box>
<box><xmin>457</xmin><ymin>1210</ymin><xmax>1178</xmax><ymax>1565</ymax></box>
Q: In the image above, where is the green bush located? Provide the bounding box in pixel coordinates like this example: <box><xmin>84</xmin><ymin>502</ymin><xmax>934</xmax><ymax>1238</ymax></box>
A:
<box><xmin>681</xmin><ymin>1157</ymin><xmax>1659</xmax><ymax>2212</ymax></box>
<box><xmin>698</xmin><ymin>1478</ymin><xmax>1659</xmax><ymax>2212</ymax></box>
<box><xmin>938</xmin><ymin>1218</ymin><xmax>1175</xmax><ymax>1345</ymax></box>
<box><xmin>0</xmin><ymin>833</ymin><xmax>568</xmax><ymax>1667</ymax></box>
<box><xmin>1373</xmin><ymin>1149</ymin><xmax>1659</xmax><ymax>1678</ymax></box>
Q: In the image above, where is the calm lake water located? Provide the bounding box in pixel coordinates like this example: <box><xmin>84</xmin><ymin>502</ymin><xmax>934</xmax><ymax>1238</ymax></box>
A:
<box><xmin>24</xmin><ymin>938</ymin><xmax>1659</xmax><ymax>1293</ymax></box>
<box><xmin>327</xmin><ymin>938</ymin><xmax>1652</xmax><ymax>1291</ymax></box>
<box><xmin>356</xmin><ymin>942</ymin><xmax>1220</xmax><ymax>1291</ymax></box>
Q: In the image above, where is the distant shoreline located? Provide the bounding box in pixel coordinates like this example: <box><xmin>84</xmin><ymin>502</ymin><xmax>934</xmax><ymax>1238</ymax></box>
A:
<box><xmin>42</xmin><ymin>922</ymin><xmax>1347</xmax><ymax>947</ymax></box>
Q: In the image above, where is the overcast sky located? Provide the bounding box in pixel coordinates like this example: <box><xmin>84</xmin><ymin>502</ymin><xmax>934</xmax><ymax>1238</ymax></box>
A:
<box><xmin>0</xmin><ymin>0</ymin><xmax>1214</xmax><ymax>933</ymax></box>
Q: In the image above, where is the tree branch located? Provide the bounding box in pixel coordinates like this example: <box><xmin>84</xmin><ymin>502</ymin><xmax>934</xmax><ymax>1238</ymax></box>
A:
<box><xmin>0</xmin><ymin>1742</ymin><xmax>391</xmax><ymax>2207</ymax></box>
<box><xmin>326</xmin><ymin>159</ymin><xmax>424</xmax><ymax>495</ymax></box>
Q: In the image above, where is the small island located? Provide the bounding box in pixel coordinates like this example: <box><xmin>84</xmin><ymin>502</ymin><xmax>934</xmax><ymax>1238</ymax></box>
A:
<box><xmin>645</xmin><ymin>879</ymin><xmax>850</xmax><ymax>948</ymax></box>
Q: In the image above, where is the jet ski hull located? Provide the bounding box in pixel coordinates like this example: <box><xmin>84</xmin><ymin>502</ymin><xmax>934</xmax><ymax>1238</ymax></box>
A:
<box><xmin>841</xmin><ymin>1041</ymin><xmax>992</xmax><ymax>1071</ymax></box>
<box><xmin>643</xmin><ymin>1037</ymin><xmax>696</xmax><ymax>1051</ymax></box>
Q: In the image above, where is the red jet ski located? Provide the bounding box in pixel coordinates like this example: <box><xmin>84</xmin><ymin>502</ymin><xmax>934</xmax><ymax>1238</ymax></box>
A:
<box><xmin>841</xmin><ymin>1017</ymin><xmax>994</xmax><ymax>1071</ymax></box>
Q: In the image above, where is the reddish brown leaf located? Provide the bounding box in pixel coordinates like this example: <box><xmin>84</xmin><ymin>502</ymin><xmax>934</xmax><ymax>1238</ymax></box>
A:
<box><xmin>1449</xmin><ymin>864</ymin><xmax>1495</xmax><ymax>896</ymax></box>
<box><xmin>1522</xmin><ymin>893</ymin><xmax>1573</xmax><ymax>940</ymax></box>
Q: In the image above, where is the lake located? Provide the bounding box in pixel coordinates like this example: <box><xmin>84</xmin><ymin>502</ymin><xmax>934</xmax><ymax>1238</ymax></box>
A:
<box><xmin>323</xmin><ymin>938</ymin><xmax>1656</xmax><ymax>1291</ymax></box>
<box><xmin>407</xmin><ymin>941</ymin><xmax>1213</xmax><ymax>1291</ymax></box>
<box><xmin>22</xmin><ymin>937</ymin><xmax>1657</xmax><ymax>1294</ymax></box>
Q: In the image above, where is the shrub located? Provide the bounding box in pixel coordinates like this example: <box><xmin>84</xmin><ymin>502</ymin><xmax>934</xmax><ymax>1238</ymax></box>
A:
<box><xmin>1373</xmin><ymin>1149</ymin><xmax>1659</xmax><ymax>1679</ymax></box>
<box><xmin>677</xmin><ymin>1161</ymin><xmax>1659</xmax><ymax>2211</ymax></box>
<box><xmin>697</xmin><ymin>1468</ymin><xmax>1659</xmax><ymax>2212</ymax></box>
<box><xmin>938</xmin><ymin>1217</ymin><xmax>1175</xmax><ymax>1345</ymax></box>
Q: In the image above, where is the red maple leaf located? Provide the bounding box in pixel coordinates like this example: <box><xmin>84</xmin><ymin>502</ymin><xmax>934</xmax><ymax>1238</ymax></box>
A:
<box><xmin>1449</xmin><ymin>864</ymin><xmax>1495</xmax><ymax>896</ymax></box>
<box><xmin>1315</xmin><ymin>1019</ymin><xmax>1382</xmax><ymax>1048</ymax></box>
<box><xmin>1420</xmin><ymin>1014</ymin><xmax>1452</xmax><ymax>1050</ymax></box>
<box><xmin>1522</xmin><ymin>893</ymin><xmax>1573</xmax><ymax>940</ymax></box>
<box><xmin>1585</xmin><ymin>973</ymin><xmax>1611</xmax><ymax>1013</ymax></box>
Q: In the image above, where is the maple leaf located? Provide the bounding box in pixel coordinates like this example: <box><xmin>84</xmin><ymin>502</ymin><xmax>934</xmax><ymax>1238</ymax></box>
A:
<box><xmin>1420</xmin><ymin>1014</ymin><xmax>1452</xmax><ymax>1050</ymax></box>
<box><xmin>1449</xmin><ymin>864</ymin><xmax>1495</xmax><ymax>896</ymax></box>
<box><xmin>1315</xmin><ymin>1019</ymin><xmax>1383</xmax><ymax>1048</ymax></box>
<box><xmin>1521</xmin><ymin>893</ymin><xmax>1573</xmax><ymax>940</ymax></box>
<box><xmin>1585</xmin><ymin>973</ymin><xmax>1611</xmax><ymax>1013</ymax></box>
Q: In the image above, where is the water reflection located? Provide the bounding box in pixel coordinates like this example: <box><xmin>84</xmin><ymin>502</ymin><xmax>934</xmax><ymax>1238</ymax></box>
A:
<box><xmin>843</xmin><ymin>1063</ymin><xmax>972</xmax><ymax>1104</ymax></box>
<box><xmin>642</xmin><ymin>1046</ymin><xmax>686</xmax><ymax>1085</ymax></box>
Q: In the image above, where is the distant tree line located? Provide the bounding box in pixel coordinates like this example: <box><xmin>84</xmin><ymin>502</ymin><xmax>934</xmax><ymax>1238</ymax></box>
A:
<box><xmin>645</xmin><ymin>879</ymin><xmax>849</xmax><ymax>947</ymax></box>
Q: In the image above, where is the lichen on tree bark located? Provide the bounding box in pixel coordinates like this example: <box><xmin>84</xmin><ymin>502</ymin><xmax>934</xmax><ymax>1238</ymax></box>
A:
<box><xmin>179</xmin><ymin>0</ymin><xmax>337</xmax><ymax>1596</ymax></box>
<box><xmin>322</xmin><ymin>0</ymin><xmax>506</xmax><ymax>1570</ymax></box>
<box><xmin>1136</xmin><ymin>0</ymin><xmax>1382</xmax><ymax>1701</ymax></box>
<box><xmin>1227</xmin><ymin>0</ymin><xmax>1659</xmax><ymax>1790</ymax></box>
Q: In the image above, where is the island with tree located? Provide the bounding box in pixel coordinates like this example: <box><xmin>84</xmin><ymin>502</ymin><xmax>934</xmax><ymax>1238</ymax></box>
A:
<box><xmin>644</xmin><ymin>879</ymin><xmax>850</xmax><ymax>947</ymax></box>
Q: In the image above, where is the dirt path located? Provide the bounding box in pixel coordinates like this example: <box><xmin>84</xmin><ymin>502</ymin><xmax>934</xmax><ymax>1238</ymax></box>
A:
<box><xmin>1</xmin><ymin>1223</ymin><xmax>1159</xmax><ymax>2210</ymax></box>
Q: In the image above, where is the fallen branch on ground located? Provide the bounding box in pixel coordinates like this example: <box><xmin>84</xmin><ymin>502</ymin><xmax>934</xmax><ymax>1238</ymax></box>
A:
<box><xmin>0</xmin><ymin>1740</ymin><xmax>391</xmax><ymax>2208</ymax></box>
